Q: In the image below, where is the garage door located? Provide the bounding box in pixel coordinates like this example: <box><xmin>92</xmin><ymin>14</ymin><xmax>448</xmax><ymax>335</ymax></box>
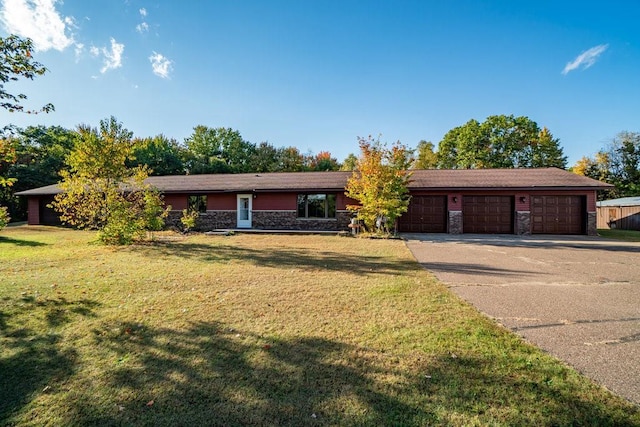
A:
<box><xmin>463</xmin><ymin>196</ymin><xmax>513</xmax><ymax>234</ymax></box>
<box><xmin>398</xmin><ymin>196</ymin><xmax>447</xmax><ymax>233</ymax></box>
<box><xmin>532</xmin><ymin>195</ymin><xmax>584</xmax><ymax>234</ymax></box>
<box><xmin>39</xmin><ymin>196</ymin><xmax>62</xmax><ymax>225</ymax></box>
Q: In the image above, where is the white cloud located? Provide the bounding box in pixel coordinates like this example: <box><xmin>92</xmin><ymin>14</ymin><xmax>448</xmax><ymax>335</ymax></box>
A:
<box><xmin>74</xmin><ymin>42</ymin><xmax>83</xmax><ymax>61</ymax></box>
<box><xmin>89</xmin><ymin>45</ymin><xmax>99</xmax><ymax>56</ymax></box>
<box><xmin>0</xmin><ymin>0</ymin><xmax>74</xmax><ymax>51</ymax></box>
<box><xmin>99</xmin><ymin>37</ymin><xmax>124</xmax><ymax>73</ymax></box>
<box><xmin>139</xmin><ymin>7</ymin><xmax>146</xmax><ymax>17</ymax></box>
<box><xmin>136</xmin><ymin>21</ymin><xmax>148</xmax><ymax>33</ymax></box>
<box><xmin>149</xmin><ymin>51</ymin><xmax>172</xmax><ymax>79</ymax></box>
<box><xmin>562</xmin><ymin>44</ymin><xmax>609</xmax><ymax>75</ymax></box>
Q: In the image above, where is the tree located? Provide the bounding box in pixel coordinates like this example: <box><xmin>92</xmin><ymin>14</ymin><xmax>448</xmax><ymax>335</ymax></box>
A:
<box><xmin>248</xmin><ymin>141</ymin><xmax>280</xmax><ymax>172</ymax></box>
<box><xmin>0</xmin><ymin>35</ymin><xmax>54</xmax><ymax>116</ymax></box>
<box><xmin>437</xmin><ymin>115</ymin><xmax>567</xmax><ymax>169</ymax></box>
<box><xmin>573</xmin><ymin>131</ymin><xmax>640</xmax><ymax>198</ymax></box>
<box><xmin>0</xmin><ymin>125</ymin><xmax>75</xmax><ymax>220</ymax></box>
<box><xmin>345</xmin><ymin>136</ymin><xmax>413</xmax><ymax>234</ymax></box>
<box><xmin>130</xmin><ymin>134</ymin><xmax>185</xmax><ymax>175</ymax></box>
<box><xmin>52</xmin><ymin>117</ymin><xmax>168</xmax><ymax>245</ymax></box>
<box><xmin>340</xmin><ymin>153</ymin><xmax>358</xmax><ymax>171</ymax></box>
<box><xmin>276</xmin><ymin>146</ymin><xmax>306</xmax><ymax>172</ymax></box>
<box><xmin>184</xmin><ymin>126</ymin><xmax>255</xmax><ymax>174</ymax></box>
<box><xmin>0</xmin><ymin>34</ymin><xmax>54</xmax><ymax>227</ymax></box>
<box><xmin>0</xmin><ymin>138</ymin><xmax>15</xmax><ymax>230</ymax></box>
<box><xmin>413</xmin><ymin>140</ymin><xmax>438</xmax><ymax>169</ymax></box>
<box><xmin>307</xmin><ymin>151</ymin><xmax>340</xmax><ymax>171</ymax></box>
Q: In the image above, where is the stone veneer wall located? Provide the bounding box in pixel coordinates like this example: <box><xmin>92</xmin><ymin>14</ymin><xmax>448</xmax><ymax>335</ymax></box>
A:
<box><xmin>166</xmin><ymin>210</ymin><xmax>235</xmax><ymax>231</ymax></box>
<box><xmin>516</xmin><ymin>211</ymin><xmax>531</xmax><ymax>235</ymax></box>
<box><xmin>587</xmin><ymin>211</ymin><xmax>597</xmax><ymax>236</ymax></box>
<box><xmin>253</xmin><ymin>210</ymin><xmax>351</xmax><ymax>231</ymax></box>
<box><xmin>166</xmin><ymin>210</ymin><xmax>351</xmax><ymax>231</ymax></box>
<box><xmin>448</xmin><ymin>211</ymin><xmax>462</xmax><ymax>234</ymax></box>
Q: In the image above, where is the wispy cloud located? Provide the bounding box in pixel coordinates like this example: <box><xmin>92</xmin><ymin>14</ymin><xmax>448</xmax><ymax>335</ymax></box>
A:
<box><xmin>139</xmin><ymin>8</ymin><xmax>147</xmax><ymax>17</ymax></box>
<box><xmin>99</xmin><ymin>38</ymin><xmax>124</xmax><ymax>73</ymax></box>
<box><xmin>0</xmin><ymin>0</ymin><xmax>74</xmax><ymax>51</ymax></box>
<box><xmin>562</xmin><ymin>44</ymin><xmax>609</xmax><ymax>75</ymax></box>
<box><xmin>136</xmin><ymin>21</ymin><xmax>148</xmax><ymax>33</ymax></box>
<box><xmin>149</xmin><ymin>51</ymin><xmax>172</xmax><ymax>79</ymax></box>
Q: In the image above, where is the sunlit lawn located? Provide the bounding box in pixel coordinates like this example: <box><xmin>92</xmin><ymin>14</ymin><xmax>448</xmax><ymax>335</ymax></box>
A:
<box><xmin>599</xmin><ymin>228</ymin><xmax>640</xmax><ymax>242</ymax></box>
<box><xmin>1</xmin><ymin>226</ymin><xmax>638</xmax><ymax>426</ymax></box>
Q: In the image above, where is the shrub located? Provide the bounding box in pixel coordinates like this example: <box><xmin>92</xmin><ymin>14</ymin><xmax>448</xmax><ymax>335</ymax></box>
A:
<box><xmin>0</xmin><ymin>206</ymin><xmax>9</xmax><ymax>230</ymax></box>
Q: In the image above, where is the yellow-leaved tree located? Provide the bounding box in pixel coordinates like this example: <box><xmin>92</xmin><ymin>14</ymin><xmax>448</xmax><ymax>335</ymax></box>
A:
<box><xmin>345</xmin><ymin>136</ymin><xmax>413</xmax><ymax>235</ymax></box>
<box><xmin>52</xmin><ymin>116</ymin><xmax>169</xmax><ymax>245</ymax></box>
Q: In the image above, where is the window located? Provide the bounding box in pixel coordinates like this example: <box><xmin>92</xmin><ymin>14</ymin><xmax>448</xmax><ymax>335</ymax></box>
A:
<box><xmin>297</xmin><ymin>194</ymin><xmax>336</xmax><ymax>218</ymax></box>
<box><xmin>188</xmin><ymin>195</ymin><xmax>207</xmax><ymax>213</ymax></box>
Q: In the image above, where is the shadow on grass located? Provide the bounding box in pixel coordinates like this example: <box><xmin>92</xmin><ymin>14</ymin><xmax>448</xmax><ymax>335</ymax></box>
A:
<box><xmin>131</xmin><ymin>241</ymin><xmax>422</xmax><ymax>276</ymax></box>
<box><xmin>0</xmin><ymin>235</ymin><xmax>48</xmax><ymax>247</ymax></box>
<box><xmin>64</xmin><ymin>320</ymin><xmax>428</xmax><ymax>426</ymax></box>
<box><xmin>418</xmin><ymin>262</ymin><xmax>541</xmax><ymax>278</ymax></box>
<box><xmin>0</xmin><ymin>296</ymin><xmax>101</xmax><ymax>423</ymax></box>
<box><xmin>53</xmin><ymin>321</ymin><xmax>640</xmax><ymax>426</ymax></box>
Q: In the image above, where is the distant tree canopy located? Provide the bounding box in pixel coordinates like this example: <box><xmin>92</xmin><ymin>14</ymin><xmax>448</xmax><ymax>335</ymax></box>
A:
<box><xmin>437</xmin><ymin>115</ymin><xmax>567</xmax><ymax>169</ymax></box>
<box><xmin>573</xmin><ymin>131</ymin><xmax>640</xmax><ymax>199</ymax></box>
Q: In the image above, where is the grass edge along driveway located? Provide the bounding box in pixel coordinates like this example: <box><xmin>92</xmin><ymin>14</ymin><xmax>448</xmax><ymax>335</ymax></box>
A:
<box><xmin>1</xmin><ymin>226</ymin><xmax>638</xmax><ymax>426</ymax></box>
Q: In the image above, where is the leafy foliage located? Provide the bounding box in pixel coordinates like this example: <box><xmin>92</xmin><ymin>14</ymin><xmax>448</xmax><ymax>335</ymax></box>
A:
<box><xmin>573</xmin><ymin>131</ymin><xmax>640</xmax><ymax>198</ymax></box>
<box><xmin>0</xmin><ymin>35</ymin><xmax>54</xmax><ymax>115</ymax></box>
<box><xmin>52</xmin><ymin>117</ymin><xmax>169</xmax><ymax>245</ymax></box>
<box><xmin>180</xmin><ymin>208</ymin><xmax>199</xmax><ymax>233</ymax></box>
<box><xmin>413</xmin><ymin>140</ymin><xmax>438</xmax><ymax>169</ymax></box>
<box><xmin>438</xmin><ymin>115</ymin><xmax>567</xmax><ymax>169</ymax></box>
<box><xmin>345</xmin><ymin>136</ymin><xmax>413</xmax><ymax>234</ymax></box>
<box><xmin>129</xmin><ymin>135</ymin><xmax>185</xmax><ymax>175</ymax></box>
<box><xmin>0</xmin><ymin>205</ymin><xmax>8</xmax><ymax>230</ymax></box>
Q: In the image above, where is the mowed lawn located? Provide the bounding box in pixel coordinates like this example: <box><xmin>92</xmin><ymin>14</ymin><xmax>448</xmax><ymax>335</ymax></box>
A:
<box><xmin>1</xmin><ymin>227</ymin><xmax>638</xmax><ymax>426</ymax></box>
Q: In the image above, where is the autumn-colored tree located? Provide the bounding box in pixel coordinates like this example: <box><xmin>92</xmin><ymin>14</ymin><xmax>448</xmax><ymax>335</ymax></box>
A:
<box><xmin>308</xmin><ymin>151</ymin><xmax>340</xmax><ymax>171</ymax></box>
<box><xmin>573</xmin><ymin>131</ymin><xmax>640</xmax><ymax>198</ymax></box>
<box><xmin>345</xmin><ymin>136</ymin><xmax>413</xmax><ymax>234</ymax></box>
<box><xmin>52</xmin><ymin>117</ymin><xmax>169</xmax><ymax>245</ymax></box>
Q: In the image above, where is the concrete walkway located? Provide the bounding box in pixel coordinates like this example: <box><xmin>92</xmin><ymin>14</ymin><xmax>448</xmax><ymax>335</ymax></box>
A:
<box><xmin>404</xmin><ymin>234</ymin><xmax>640</xmax><ymax>405</ymax></box>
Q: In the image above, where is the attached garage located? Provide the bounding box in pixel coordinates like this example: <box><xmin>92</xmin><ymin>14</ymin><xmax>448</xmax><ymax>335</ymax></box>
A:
<box><xmin>463</xmin><ymin>196</ymin><xmax>514</xmax><ymax>234</ymax></box>
<box><xmin>398</xmin><ymin>195</ymin><xmax>447</xmax><ymax>233</ymax></box>
<box><xmin>532</xmin><ymin>195</ymin><xmax>584</xmax><ymax>234</ymax></box>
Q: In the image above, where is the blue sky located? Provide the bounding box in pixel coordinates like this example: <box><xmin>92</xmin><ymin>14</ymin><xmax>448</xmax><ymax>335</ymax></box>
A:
<box><xmin>1</xmin><ymin>0</ymin><xmax>639</xmax><ymax>166</ymax></box>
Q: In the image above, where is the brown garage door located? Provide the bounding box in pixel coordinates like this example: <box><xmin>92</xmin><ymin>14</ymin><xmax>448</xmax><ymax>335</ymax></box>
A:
<box><xmin>463</xmin><ymin>196</ymin><xmax>514</xmax><ymax>234</ymax></box>
<box><xmin>398</xmin><ymin>196</ymin><xmax>447</xmax><ymax>233</ymax></box>
<box><xmin>39</xmin><ymin>195</ymin><xmax>62</xmax><ymax>225</ymax></box>
<box><xmin>532</xmin><ymin>195</ymin><xmax>584</xmax><ymax>234</ymax></box>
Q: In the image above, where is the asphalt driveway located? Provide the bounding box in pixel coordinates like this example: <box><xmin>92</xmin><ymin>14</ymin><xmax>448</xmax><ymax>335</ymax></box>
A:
<box><xmin>404</xmin><ymin>234</ymin><xmax>640</xmax><ymax>405</ymax></box>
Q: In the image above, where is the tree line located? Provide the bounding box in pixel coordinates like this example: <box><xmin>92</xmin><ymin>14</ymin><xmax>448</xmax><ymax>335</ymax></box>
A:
<box><xmin>1</xmin><ymin>34</ymin><xmax>638</xmax><ymax>231</ymax></box>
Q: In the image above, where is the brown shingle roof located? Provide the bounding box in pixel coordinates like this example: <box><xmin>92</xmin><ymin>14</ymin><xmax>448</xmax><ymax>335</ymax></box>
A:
<box><xmin>15</xmin><ymin>168</ymin><xmax>612</xmax><ymax>196</ymax></box>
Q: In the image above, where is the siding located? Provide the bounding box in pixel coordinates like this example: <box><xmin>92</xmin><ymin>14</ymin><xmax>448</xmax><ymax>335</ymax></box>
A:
<box><xmin>597</xmin><ymin>206</ymin><xmax>640</xmax><ymax>230</ymax></box>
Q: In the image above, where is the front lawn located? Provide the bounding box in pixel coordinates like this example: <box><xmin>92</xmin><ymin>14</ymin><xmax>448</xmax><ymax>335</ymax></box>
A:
<box><xmin>1</xmin><ymin>227</ymin><xmax>638</xmax><ymax>426</ymax></box>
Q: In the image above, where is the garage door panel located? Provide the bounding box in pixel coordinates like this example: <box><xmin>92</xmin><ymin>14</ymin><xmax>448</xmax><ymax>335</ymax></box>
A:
<box><xmin>463</xmin><ymin>196</ymin><xmax>514</xmax><ymax>234</ymax></box>
<box><xmin>399</xmin><ymin>196</ymin><xmax>447</xmax><ymax>233</ymax></box>
<box><xmin>532</xmin><ymin>195</ymin><xmax>584</xmax><ymax>234</ymax></box>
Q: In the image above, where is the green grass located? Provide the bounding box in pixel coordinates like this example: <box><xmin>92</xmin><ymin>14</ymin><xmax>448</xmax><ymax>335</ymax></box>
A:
<box><xmin>1</xmin><ymin>226</ymin><xmax>638</xmax><ymax>426</ymax></box>
<box><xmin>598</xmin><ymin>228</ymin><xmax>640</xmax><ymax>242</ymax></box>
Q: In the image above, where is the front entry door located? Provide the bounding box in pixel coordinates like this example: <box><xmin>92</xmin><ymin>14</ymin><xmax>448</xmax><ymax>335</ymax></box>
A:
<box><xmin>237</xmin><ymin>194</ymin><xmax>252</xmax><ymax>228</ymax></box>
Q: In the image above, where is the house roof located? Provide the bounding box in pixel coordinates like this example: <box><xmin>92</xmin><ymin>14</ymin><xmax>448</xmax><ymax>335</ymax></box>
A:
<box><xmin>15</xmin><ymin>167</ymin><xmax>612</xmax><ymax>196</ymax></box>
<box><xmin>596</xmin><ymin>196</ymin><xmax>640</xmax><ymax>207</ymax></box>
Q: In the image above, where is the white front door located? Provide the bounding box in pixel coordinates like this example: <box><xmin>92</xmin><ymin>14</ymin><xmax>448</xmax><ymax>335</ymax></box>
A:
<box><xmin>237</xmin><ymin>194</ymin><xmax>252</xmax><ymax>228</ymax></box>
